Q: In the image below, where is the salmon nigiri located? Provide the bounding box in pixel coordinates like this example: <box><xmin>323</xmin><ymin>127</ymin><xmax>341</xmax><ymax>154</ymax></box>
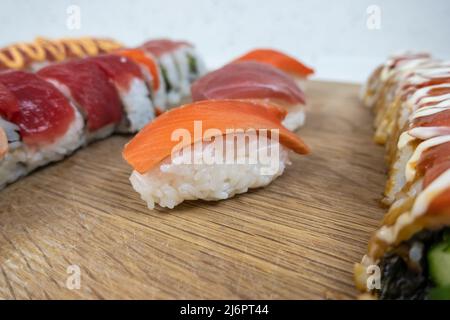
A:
<box><xmin>123</xmin><ymin>99</ymin><xmax>309</xmax><ymax>209</ymax></box>
<box><xmin>232</xmin><ymin>48</ymin><xmax>314</xmax><ymax>89</ymax></box>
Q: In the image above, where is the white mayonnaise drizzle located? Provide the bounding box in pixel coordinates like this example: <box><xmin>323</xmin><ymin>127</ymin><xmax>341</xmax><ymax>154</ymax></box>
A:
<box><xmin>381</xmin><ymin>57</ymin><xmax>432</xmax><ymax>82</ymax></box>
<box><xmin>405</xmin><ymin>135</ymin><xmax>450</xmax><ymax>182</ymax></box>
<box><xmin>407</xmin><ymin>83</ymin><xmax>450</xmax><ymax>106</ymax></box>
<box><xmin>397</xmin><ymin>131</ymin><xmax>415</xmax><ymax>149</ymax></box>
<box><xmin>409</xmin><ymin>126</ymin><xmax>450</xmax><ymax>140</ymax></box>
<box><xmin>376</xmin><ymin>169</ymin><xmax>450</xmax><ymax>244</ymax></box>
<box><xmin>412</xmin><ymin>99</ymin><xmax>450</xmax><ymax>119</ymax></box>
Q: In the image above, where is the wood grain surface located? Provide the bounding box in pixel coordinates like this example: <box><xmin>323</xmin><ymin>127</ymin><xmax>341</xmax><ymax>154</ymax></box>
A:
<box><xmin>0</xmin><ymin>81</ymin><xmax>387</xmax><ymax>300</ymax></box>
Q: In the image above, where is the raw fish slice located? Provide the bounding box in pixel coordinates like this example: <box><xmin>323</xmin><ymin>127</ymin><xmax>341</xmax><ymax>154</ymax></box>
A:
<box><xmin>115</xmin><ymin>49</ymin><xmax>160</xmax><ymax>92</ymax></box>
<box><xmin>0</xmin><ymin>70</ymin><xmax>84</xmax><ymax>187</ymax></box>
<box><xmin>38</xmin><ymin>60</ymin><xmax>123</xmax><ymax>139</ymax></box>
<box><xmin>89</xmin><ymin>54</ymin><xmax>155</xmax><ymax>132</ymax></box>
<box><xmin>115</xmin><ymin>49</ymin><xmax>167</xmax><ymax>112</ymax></box>
<box><xmin>140</xmin><ymin>39</ymin><xmax>191</xmax><ymax>58</ymax></box>
<box><xmin>123</xmin><ymin>99</ymin><xmax>309</xmax><ymax>174</ymax></box>
<box><xmin>0</xmin><ymin>71</ymin><xmax>77</xmax><ymax>146</ymax></box>
<box><xmin>191</xmin><ymin>61</ymin><xmax>307</xmax><ymax>130</ymax></box>
<box><xmin>191</xmin><ymin>61</ymin><xmax>305</xmax><ymax>104</ymax></box>
<box><xmin>232</xmin><ymin>49</ymin><xmax>314</xmax><ymax>79</ymax></box>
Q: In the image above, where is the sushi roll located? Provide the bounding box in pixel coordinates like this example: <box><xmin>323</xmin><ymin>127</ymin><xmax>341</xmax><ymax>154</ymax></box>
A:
<box><xmin>361</xmin><ymin>52</ymin><xmax>431</xmax><ymax>110</ymax></box>
<box><xmin>0</xmin><ymin>37</ymin><xmax>123</xmax><ymax>71</ymax></box>
<box><xmin>0</xmin><ymin>83</ymin><xmax>28</xmax><ymax>187</ymax></box>
<box><xmin>37</xmin><ymin>59</ymin><xmax>124</xmax><ymax>142</ymax></box>
<box><xmin>232</xmin><ymin>48</ymin><xmax>314</xmax><ymax>90</ymax></box>
<box><xmin>0</xmin><ymin>37</ymin><xmax>208</xmax><ymax>189</ymax></box>
<box><xmin>384</xmin><ymin>79</ymin><xmax>450</xmax><ymax>205</ymax></box>
<box><xmin>191</xmin><ymin>61</ymin><xmax>307</xmax><ymax>131</ymax></box>
<box><xmin>122</xmin><ymin>100</ymin><xmax>309</xmax><ymax>209</ymax></box>
<box><xmin>0</xmin><ymin>117</ymin><xmax>28</xmax><ymax>188</ymax></box>
<box><xmin>114</xmin><ymin>49</ymin><xmax>167</xmax><ymax>113</ymax></box>
<box><xmin>371</xmin><ymin>60</ymin><xmax>450</xmax><ymax>205</ymax></box>
<box><xmin>355</xmin><ymin>55</ymin><xmax>450</xmax><ymax>300</ymax></box>
<box><xmin>140</xmin><ymin>39</ymin><xmax>207</xmax><ymax>107</ymax></box>
<box><xmin>88</xmin><ymin>54</ymin><xmax>155</xmax><ymax>133</ymax></box>
<box><xmin>355</xmin><ymin>152</ymin><xmax>450</xmax><ymax>299</ymax></box>
<box><xmin>0</xmin><ymin>71</ymin><xmax>84</xmax><ymax>188</ymax></box>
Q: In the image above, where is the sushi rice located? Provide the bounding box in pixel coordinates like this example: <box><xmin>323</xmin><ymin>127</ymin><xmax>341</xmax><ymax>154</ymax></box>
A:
<box><xmin>137</xmin><ymin>54</ymin><xmax>168</xmax><ymax>112</ymax></box>
<box><xmin>0</xmin><ymin>105</ymin><xmax>84</xmax><ymax>187</ymax></box>
<box><xmin>129</xmin><ymin>133</ymin><xmax>289</xmax><ymax>209</ymax></box>
<box><xmin>117</xmin><ymin>77</ymin><xmax>155</xmax><ymax>133</ymax></box>
<box><xmin>282</xmin><ymin>105</ymin><xmax>306</xmax><ymax>131</ymax></box>
<box><xmin>25</xmin><ymin>103</ymin><xmax>84</xmax><ymax>171</ymax></box>
<box><xmin>0</xmin><ymin>118</ymin><xmax>28</xmax><ymax>188</ymax></box>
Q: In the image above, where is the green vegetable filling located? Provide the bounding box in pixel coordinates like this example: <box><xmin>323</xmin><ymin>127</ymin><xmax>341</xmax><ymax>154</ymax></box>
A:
<box><xmin>161</xmin><ymin>66</ymin><xmax>172</xmax><ymax>92</ymax></box>
<box><xmin>188</xmin><ymin>54</ymin><xmax>197</xmax><ymax>75</ymax></box>
<box><xmin>428</xmin><ymin>231</ymin><xmax>450</xmax><ymax>298</ymax></box>
<box><xmin>378</xmin><ymin>228</ymin><xmax>450</xmax><ymax>300</ymax></box>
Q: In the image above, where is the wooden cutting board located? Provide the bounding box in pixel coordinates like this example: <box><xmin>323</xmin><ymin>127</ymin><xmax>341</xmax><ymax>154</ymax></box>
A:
<box><xmin>0</xmin><ymin>81</ymin><xmax>387</xmax><ymax>299</ymax></box>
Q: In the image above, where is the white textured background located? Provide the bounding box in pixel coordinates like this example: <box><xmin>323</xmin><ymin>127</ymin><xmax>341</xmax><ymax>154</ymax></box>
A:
<box><xmin>1</xmin><ymin>0</ymin><xmax>449</xmax><ymax>83</ymax></box>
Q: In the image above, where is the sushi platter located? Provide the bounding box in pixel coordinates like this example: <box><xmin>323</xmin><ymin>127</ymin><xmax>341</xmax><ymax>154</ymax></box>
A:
<box><xmin>1</xmin><ymin>36</ymin><xmax>450</xmax><ymax>300</ymax></box>
<box><xmin>0</xmin><ymin>80</ymin><xmax>386</xmax><ymax>299</ymax></box>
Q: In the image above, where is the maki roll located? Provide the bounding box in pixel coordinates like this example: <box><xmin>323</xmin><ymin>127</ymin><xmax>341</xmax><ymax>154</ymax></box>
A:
<box><xmin>123</xmin><ymin>100</ymin><xmax>309</xmax><ymax>209</ymax></box>
<box><xmin>191</xmin><ymin>61</ymin><xmax>307</xmax><ymax>131</ymax></box>
<box><xmin>38</xmin><ymin>59</ymin><xmax>124</xmax><ymax>142</ymax></box>
<box><xmin>0</xmin><ymin>71</ymin><xmax>84</xmax><ymax>188</ymax></box>
<box><xmin>366</xmin><ymin>57</ymin><xmax>450</xmax><ymax>204</ymax></box>
<box><xmin>115</xmin><ymin>49</ymin><xmax>167</xmax><ymax>113</ymax></box>
<box><xmin>361</xmin><ymin>52</ymin><xmax>432</xmax><ymax>110</ymax></box>
<box><xmin>354</xmin><ymin>166</ymin><xmax>450</xmax><ymax>299</ymax></box>
<box><xmin>0</xmin><ymin>37</ymin><xmax>208</xmax><ymax>189</ymax></box>
<box><xmin>140</xmin><ymin>39</ymin><xmax>206</xmax><ymax>107</ymax></box>
<box><xmin>232</xmin><ymin>48</ymin><xmax>314</xmax><ymax>90</ymax></box>
<box><xmin>355</xmin><ymin>54</ymin><xmax>450</xmax><ymax>300</ymax></box>
<box><xmin>0</xmin><ymin>83</ymin><xmax>27</xmax><ymax>187</ymax></box>
<box><xmin>88</xmin><ymin>54</ymin><xmax>155</xmax><ymax>133</ymax></box>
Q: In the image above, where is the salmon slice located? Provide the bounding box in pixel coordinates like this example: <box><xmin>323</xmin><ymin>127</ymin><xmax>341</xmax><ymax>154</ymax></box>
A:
<box><xmin>123</xmin><ymin>99</ymin><xmax>310</xmax><ymax>174</ymax></box>
<box><xmin>233</xmin><ymin>49</ymin><xmax>314</xmax><ymax>78</ymax></box>
<box><xmin>115</xmin><ymin>49</ymin><xmax>160</xmax><ymax>91</ymax></box>
<box><xmin>0</xmin><ymin>126</ymin><xmax>7</xmax><ymax>158</ymax></box>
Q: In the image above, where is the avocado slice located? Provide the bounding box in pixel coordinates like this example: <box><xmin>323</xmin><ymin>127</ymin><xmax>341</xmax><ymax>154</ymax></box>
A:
<box><xmin>428</xmin><ymin>234</ymin><xmax>450</xmax><ymax>287</ymax></box>
<box><xmin>188</xmin><ymin>54</ymin><xmax>197</xmax><ymax>74</ymax></box>
<box><xmin>160</xmin><ymin>66</ymin><xmax>172</xmax><ymax>92</ymax></box>
<box><xmin>428</xmin><ymin>286</ymin><xmax>450</xmax><ymax>300</ymax></box>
